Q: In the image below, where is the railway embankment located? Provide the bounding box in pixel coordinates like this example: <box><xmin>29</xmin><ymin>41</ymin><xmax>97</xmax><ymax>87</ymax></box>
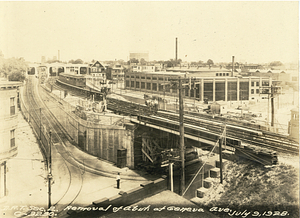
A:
<box><xmin>191</xmin><ymin>157</ymin><xmax>299</xmax><ymax>217</ymax></box>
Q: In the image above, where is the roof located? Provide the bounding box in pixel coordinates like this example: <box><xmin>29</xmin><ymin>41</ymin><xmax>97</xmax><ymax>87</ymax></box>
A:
<box><xmin>89</xmin><ymin>61</ymin><xmax>106</xmax><ymax>69</ymax></box>
<box><xmin>59</xmin><ymin>73</ymin><xmax>86</xmax><ymax>78</ymax></box>
<box><xmin>0</xmin><ymin>80</ymin><xmax>22</xmax><ymax>89</ymax></box>
<box><xmin>105</xmin><ymin>190</ymin><xmax>218</xmax><ymax>218</ymax></box>
<box><xmin>130</xmin><ymin>71</ymin><xmax>186</xmax><ymax>76</ymax></box>
<box><xmin>167</xmin><ymin>67</ymin><xmax>231</xmax><ymax>73</ymax></box>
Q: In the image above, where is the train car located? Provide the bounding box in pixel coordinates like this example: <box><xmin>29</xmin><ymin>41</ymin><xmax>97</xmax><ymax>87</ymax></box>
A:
<box><xmin>58</xmin><ymin>73</ymin><xmax>86</xmax><ymax>87</ymax></box>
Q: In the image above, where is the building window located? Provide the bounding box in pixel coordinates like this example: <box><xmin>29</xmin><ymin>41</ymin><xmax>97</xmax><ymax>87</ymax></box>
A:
<box><xmin>256</xmin><ymin>82</ymin><xmax>259</xmax><ymax>86</ymax></box>
<box><xmin>126</xmin><ymin>75</ymin><xmax>129</xmax><ymax>78</ymax></box>
<box><xmin>141</xmin><ymin>76</ymin><xmax>145</xmax><ymax>79</ymax></box>
<box><xmin>262</xmin><ymin>81</ymin><xmax>269</xmax><ymax>86</ymax></box>
<box><xmin>141</xmin><ymin>82</ymin><xmax>145</xmax><ymax>89</ymax></box>
<box><xmin>152</xmin><ymin>77</ymin><xmax>157</xmax><ymax>80</ymax></box>
<box><xmin>147</xmin><ymin>83</ymin><xmax>151</xmax><ymax>90</ymax></box>
<box><xmin>152</xmin><ymin>83</ymin><xmax>157</xmax><ymax>91</ymax></box>
<box><xmin>226</xmin><ymin>73</ymin><xmax>229</xmax><ymax>76</ymax></box>
<box><xmin>146</xmin><ymin>77</ymin><xmax>151</xmax><ymax>80</ymax></box>
<box><xmin>136</xmin><ymin>76</ymin><xmax>140</xmax><ymax>79</ymax></box>
<box><xmin>131</xmin><ymin>81</ymin><xmax>135</xmax><ymax>88</ymax></box>
<box><xmin>256</xmin><ymin>89</ymin><xmax>260</xmax><ymax>94</ymax></box>
<box><xmin>251</xmin><ymin>89</ymin><xmax>254</xmax><ymax>94</ymax></box>
<box><xmin>10</xmin><ymin>97</ymin><xmax>15</xmax><ymax>116</ymax></box>
<box><xmin>136</xmin><ymin>82</ymin><xmax>140</xmax><ymax>88</ymax></box>
<box><xmin>131</xmin><ymin>75</ymin><xmax>135</xmax><ymax>78</ymax></box>
<box><xmin>126</xmin><ymin>80</ymin><xmax>130</xmax><ymax>87</ymax></box>
<box><xmin>10</xmin><ymin>129</ymin><xmax>15</xmax><ymax>147</ymax></box>
<box><xmin>251</xmin><ymin>82</ymin><xmax>254</xmax><ymax>86</ymax></box>
<box><xmin>158</xmin><ymin>77</ymin><xmax>163</xmax><ymax>81</ymax></box>
<box><xmin>216</xmin><ymin>73</ymin><xmax>219</xmax><ymax>76</ymax></box>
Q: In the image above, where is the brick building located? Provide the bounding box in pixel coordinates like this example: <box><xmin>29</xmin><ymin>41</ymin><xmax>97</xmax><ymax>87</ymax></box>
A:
<box><xmin>124</xmin><ymin>71</ymin><xmax>272</xmax><ymax>102</ymax></box>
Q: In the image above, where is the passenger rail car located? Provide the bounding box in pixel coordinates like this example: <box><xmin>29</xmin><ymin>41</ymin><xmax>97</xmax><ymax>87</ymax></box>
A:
<box><xmin>58</xmin><ymin>73</ymin><xmax>86</xmax><ymax>87</ymax></box>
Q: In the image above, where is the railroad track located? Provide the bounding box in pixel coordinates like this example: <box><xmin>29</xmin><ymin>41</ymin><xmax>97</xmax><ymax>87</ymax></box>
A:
<box><xmin>107</xmin><ymin>98</ymin><xmax>299</xmax><ymax>154</ymax></box>
<box><xmin>23</xmin><ymin>76</ymin><xmax>84</xmax><ymax>215</ymax></box>
<box><xmin>52</xmin><ymin>79</ymin><xmax>299</xmax><ymax>154</ymax></box>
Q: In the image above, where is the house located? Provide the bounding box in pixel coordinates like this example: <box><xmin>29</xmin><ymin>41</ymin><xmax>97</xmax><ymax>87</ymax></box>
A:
<box><xmin>88</xmin><ymin>61</ymin><xmax>106</xmax><ymax>84</ymax></box>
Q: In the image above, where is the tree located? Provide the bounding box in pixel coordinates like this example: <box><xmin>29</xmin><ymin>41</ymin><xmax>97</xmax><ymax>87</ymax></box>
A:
<box><xmin>0</xmin><ymin>57</ymin><xmax>27</xmax><ymax>81</ymax></box>
<box><xmin>130</xmin><ymin>58</ymin><xmax>139</xmax><ymax>64</ymax></box>
<box><xmin>270</xmin><ymin>61</ymin><xmax>283</xmax><ymax>67</ymax></box>
<box><xmin>74</xmin><ymin>59</ymin><xmax>84</xmax><ymax>64</ymax></box>
<box><xmin>46</xmin><ymin>59</ymin><xmax>59</xmax><ymax>64</ymax></box>
<box><xmin>69</xmin><ymin>59</ymin><xmax>84</xmax><ymax>64</ymax></box>
<box><xmin>140</xmin><ymin>58</ymin><xmax>147</xmax><ymax>66</ymax></box>
<box><xmin>8</xmin><ymin>71</ymin><xmax>25</xmax><ymax>82</ymax></box>
<box><xmin>207</xmin><ymin>59</ymin><xmax>214</xmax><ymax>66</ymax></box>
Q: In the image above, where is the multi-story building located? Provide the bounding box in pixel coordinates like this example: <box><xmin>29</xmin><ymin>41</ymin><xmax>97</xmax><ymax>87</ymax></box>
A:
<box><xmin>0</xmin><ymin>80</ymin><xmax>22</xmax><ymax>198</ymax></box>
<box><xmin>109</xmin><ymin>64</ymin><xmax>125</xmax><ymax>81</ymax></box>
<box><xmin>64</xmin><ymin>64</ymin><xmax>89</xmax><ymax>75</ymax></box>
<box><xmin>132</xmin><ymin>65</ymin><xmax>155</xmax><ymax>73</ymax></box>
<box><xmin>88</xmin><ymin>61</ymin><xmax>106</xmax><ymax>83</ymax></box>
<box><xmin>124</xmin><ymin>71</ymin><xmax>272</xmax><ymax>103</ymax></box>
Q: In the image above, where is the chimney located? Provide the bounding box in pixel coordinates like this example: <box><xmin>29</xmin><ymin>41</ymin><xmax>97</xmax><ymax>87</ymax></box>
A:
<box><xmin>232</xmin><ymin>56</ymin><xmax>235</xmax><ymax>77</ymax></box>
<box><xmin>175</xmin><ymin>38</ymin><xmax>178</xmax><ymax>61</ymax></box>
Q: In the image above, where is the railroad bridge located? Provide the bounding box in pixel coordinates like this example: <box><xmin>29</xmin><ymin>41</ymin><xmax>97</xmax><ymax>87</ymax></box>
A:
<box><xmin>106</xmin><ymin>98</ymin><xmax>299</xmax><ymax>162</ymax></box>
<box><xmin>43</xmin><ymin>77</ymin><xmax>299</xmax><ymax>169</ymax></box>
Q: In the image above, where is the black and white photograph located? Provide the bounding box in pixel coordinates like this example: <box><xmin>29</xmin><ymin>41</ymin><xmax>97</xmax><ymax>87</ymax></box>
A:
<box><xmin>0</xmin><ymin>1</ymin><xmax>299</xmax><ymax>218</ymax></box>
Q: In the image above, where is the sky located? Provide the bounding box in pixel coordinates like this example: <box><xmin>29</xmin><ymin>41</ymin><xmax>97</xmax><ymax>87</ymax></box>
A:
<box><xmin>0</xmin><ymin>1</ymin><xmax>298</xmax><ymax>64</ymax></box>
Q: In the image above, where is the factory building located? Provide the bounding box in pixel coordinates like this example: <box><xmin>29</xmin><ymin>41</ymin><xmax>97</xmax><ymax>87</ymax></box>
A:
<box><xmin>124</xmin><ymin>71</ymin><xmax>272</xmax><ymax>103</ymax></box>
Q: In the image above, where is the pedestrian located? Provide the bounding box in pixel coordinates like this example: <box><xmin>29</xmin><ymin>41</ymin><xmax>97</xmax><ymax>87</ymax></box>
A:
<box><xmin>116</xmin><ymin>173</ymin><xmax>120</xmax><ymax>189</ymax></box>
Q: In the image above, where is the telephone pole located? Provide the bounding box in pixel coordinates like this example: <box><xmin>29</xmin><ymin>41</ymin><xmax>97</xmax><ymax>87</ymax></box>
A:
<box><xmin>48</xmin><ymin>130</ymin><xmax>52</xmax><ymax>217</ymax></box>
<box><xmin>178</xmin><ymin>77</ymin><xmax>185</xmax><ymax>195</ymax></box>
<box><xmin>260</xmin><ymin>84</ymin><xmax>281</xmax><ymax>129</ymax></box>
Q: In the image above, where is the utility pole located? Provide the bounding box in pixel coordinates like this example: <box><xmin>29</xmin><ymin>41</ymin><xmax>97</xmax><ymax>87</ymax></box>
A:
<box><xmin>169</xmin><ymin>162</ymin><xmax>174</xmax><ymax>192</ymax></box>
<box><xmin>40</xmin><ymin>108</ymin><xmax>42</xmax><ymax>140</ymax></box>
<box><xmin>260</xmin><ymin>84</ymin><xmax>281</xmax><ymax>129</ymax></box>
<box><xmin>218</xmin><ymin>138</ymin><xmax>223</xmax><ymax>184</ymax></box>
<box><xmin>48</xmin><ymin>130</ymin><xmax>52</xmax><ymax>218</ymax></box>
<box><xmin>271</xmin><ymin>86</ymin><xmax>274</xmax><ymax>127</ymax></box>
<box><xmin>178</xmin><ymin>77</ymin><xmax>185</xmax><ymax>195</ymax></box>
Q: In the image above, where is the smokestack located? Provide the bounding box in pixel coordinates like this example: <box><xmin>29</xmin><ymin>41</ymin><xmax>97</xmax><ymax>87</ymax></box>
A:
<box><xmin>58</xmin><ymin>50</ymin><xmax>60</xmax><ymax>62</ymax></box>
<box><xmin>175</xmin><ymin>38</ymin><xmax>178</xmax><ymax>61</ymax></box>
<box><xmin>232</xmin><ymin>56</ymin><xmax>235</xmax><ymax>77</ymax></box>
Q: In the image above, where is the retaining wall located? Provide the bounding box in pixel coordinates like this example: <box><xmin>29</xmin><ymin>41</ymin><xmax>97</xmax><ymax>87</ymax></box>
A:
<box><xmin>63</xmin><ymin>177</ymin><xmax>167</xmax><ymax>218</ymax></box>
<box><xmin>40</xmin><ymin>85</ymin><xmax>135</xmax><ymax>168</ymax></box>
